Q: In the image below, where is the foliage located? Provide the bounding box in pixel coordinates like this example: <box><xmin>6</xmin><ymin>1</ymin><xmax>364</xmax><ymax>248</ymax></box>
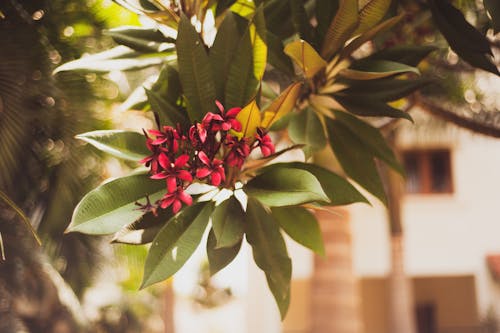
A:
<box><xmin>59</xmin><ymin>0</ymin><xmax>499</xmax><ymax>318</ymax></box>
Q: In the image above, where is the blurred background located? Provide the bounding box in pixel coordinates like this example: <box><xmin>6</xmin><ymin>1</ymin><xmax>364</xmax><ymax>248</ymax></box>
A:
<box><xmin>0</xmin><ymin>1</ymin><xmax>500</xmax><ymax>333</ymax></box>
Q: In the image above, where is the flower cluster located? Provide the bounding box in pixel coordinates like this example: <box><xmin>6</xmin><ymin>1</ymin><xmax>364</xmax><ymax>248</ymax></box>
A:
<box><xmin>139</xmin><ymin>101</ymin><xmax>275</xmax><ymax>214</ymax></box>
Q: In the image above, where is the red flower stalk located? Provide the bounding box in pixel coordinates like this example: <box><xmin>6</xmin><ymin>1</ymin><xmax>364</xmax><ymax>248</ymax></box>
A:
<box><xmin>151</xmin><ymin>154</ymin><xmax>193</xmax><ymax>192</ymax></box>
<box><xmin>195</xmin><ymin>151</ymin><xmax>225</xmax><ymax>186</ymax></box>
<box><xmin>158</xmin><ymin>186</ymin><xmax>193</xmax><ymax>214</ymax></box>
<box><xmin>255</xmin><ymin>128</ymin><xmax>275</xmax><ymax>157</ymax></box>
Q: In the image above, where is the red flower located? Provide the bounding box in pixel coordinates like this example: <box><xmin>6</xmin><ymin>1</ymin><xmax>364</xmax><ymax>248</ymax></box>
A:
<box><xmin>149</xmin><ymin>126</ymin><xmax>179</xmax><ymax>152</ymax></box>
<box><xmin>215</xmin><ymin>100</ymin><xmax>242</xmax><ymax>131</ymax></box>
<box><xmin>139</xmin><ymin>133</ymin><xmax>165</xmax><ymax>173</ymax></box>
<box><xmin>195</xmin><ymin>151</ymin><xmax>225</xmax><ymax>186</ymax></box>
<box><xmin>151</xmin><ymin>154</ymin><xmax>193</xmax><ymax>192</ymax></box>
<box><xmin>189</xmin><ymin>122</ymin><xmax>208</xmax><ymax>145</ymax></box>
<box><xmin>255</xmin><ymin>128</ymin><xmax>275</xmax><ymax>157</ymax></box>
<box><xmin>225</xmin><ymin>135</ymin><xmax>250</xmax><ymax>168</ymax></box>
<box><xmin>158</xmin><ymin>186</ymin><xmax>193</xmax><ymax>213</ymax></box>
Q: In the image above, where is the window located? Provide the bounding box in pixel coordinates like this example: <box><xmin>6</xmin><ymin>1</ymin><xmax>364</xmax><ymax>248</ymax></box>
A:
<box><xmin>402</xmin><ymin>149</ymin><xmax>453</xmax><ymax>194</ymax></box>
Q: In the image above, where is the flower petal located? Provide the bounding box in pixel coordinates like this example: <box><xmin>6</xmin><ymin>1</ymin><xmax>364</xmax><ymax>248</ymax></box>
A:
<box><xmin>178</xmin><ymin>191</ymin><xmax>193</xmax><ymax>205</ymax></box>
<box><xmin>158</xmin><ymin>153</ymin><xmax>170</xmax><ymax>169</ymax></box>
<box><xmin>177</xmin><ymin>170</ymin><xmax>193</xmax><ymax>182</ymax></box>
<box><xmin>226</xmin><ymin>107</ymin><xmax>241</xmax><ymax>118</ymax></box>
<box><xmin>196</xmin><ymin>167</ymin><xmax>211</xmax><ymax>179</ymax></box>
<box><xmin>167</xmin><ymin>177</ymin><xmax>177</xmax><ymax>193</ymax></box>
<box><xmin>197</xmin><ymin>151</ymin><xmax>210</xmax><ymax>165</ymax></box>
<box><xmin>172</xmin><ymin>200</ymin><xmax>182</xmax><ymax>213</ymax></box>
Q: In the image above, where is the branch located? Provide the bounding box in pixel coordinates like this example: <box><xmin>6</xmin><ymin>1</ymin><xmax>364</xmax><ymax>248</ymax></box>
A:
<box><xmin>415</xmin><ymin>95</ymin><xmax>500</xmax><ymax>138</ymax></box>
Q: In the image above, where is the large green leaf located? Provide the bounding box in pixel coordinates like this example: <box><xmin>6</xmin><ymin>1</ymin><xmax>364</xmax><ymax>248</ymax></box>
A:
<box><xmin>141</xmin><ymin>202</ymin><xmax>213</xmax><ymax>288</ymax></box>
<box><xmin>245</xmin><ymin>198</ymin><xmax>291</xmax><ymax>319</ymax></box>
<box><xmin>176</xmin><ymin>14</ymin><xmax>216</xmax><ymax>121</ymax></box>
<box><xmin>333</xmin><ymin>110</ymin><xmax>403</xmax><ymax>174</ymax></box>
<box><xmin>146</xmin><ymin>89</ymin><xmax>188</xmax><ymax>127</ymax></box>
<box><xmin>209</xmin><ymin>12</ymin><xmax>242</xmax><ymax>103</ymax></box>
<box><xmin>320</xmin><ymin>0</ymin><xmax>359</xmax><ymax>59</ymax></box>
<box><xmin>68</xmin><ymin>172</ymin><xmax>166</xmax><ymax>235</ymax></box>
<box><xmin>245</xmin><ymin>167</ymin><xmax>329</xmax><ymax>206</ymax></box>
<box><xmin>266</xmin><ymin>31</ymin><xmax>295</xmax><ymax>76</ymax></box>
<box><xmin>340</xmin><ymin>60</ymin><xmax>419</xmax><ymax>80</ymax></box>
<box><xmin>326</xmin><ymin>118</ymin><xmax>387</xmax><ymax>204</ymax></box>
<box><xmin>284</xmin><ymin>39</ymin><xmax>327</xmax><ymax>78</ymax></box>
<box><xmin>366</xmin><ymin>45</ymin><xmax>437</xmax><ymax>66</ymax></box>
<box><xmin>54</xmin><ymin>46</ymin><xmax>175</xmax><ymax>74</ymax></box>
<box><xmin>112</xmin><ymin>209</ymin><xmax>173</xmax><ymax>245</ymax></box>
<box><xmin>353</xmin><ymin>0</ymin><xmax>392</xmax><ymax>35</ymax></box>
<box><xmin>257</xmin><ymin>162</ymin><xmax>368</xmax><ymax>206</ymax></box>
<box><xmin>151</xmin><ymin>64</ymin><xmax>183</xmax><ymax>106</ymax></box>
<box><xmin>272</xmin><ymin>206</ymin><xmax>324</xmax><ymax>256</ymax></box>
<box><xmin>334</xmin><ymin>95</ymin><xmax>413</xmax><ymax>121</ymax></box>
<box><xmin>428</xmin><ymin>0</ymin><xmax>499</xmax><ymax>75</ymax></box>
<box><xmin>225</xmin><ymin>7</ymin><xmax>267</xmax><ymax>108</ymax></box>
<box><xmin>315</xmin><ymin>0</ymin><xmax>339</xmax><ymax>46</ymax></box>
<box><xmin>290</xmin><ymin>0</ymin><xmax>314</xmax><ymax>43</ymax></box>
<box><xmin>484</xmin><ymin>0</ymin><xmax>500</xmax><ymax>34</ymax></box>
<box><xmin>338</xmin><ymin>77</ymin><xmax>433</xmax><ymax>102</ymax></box>
<box><xmin>104</xmin><ymin>26</ymin><xmax>174</xmax><ymax>53</ymax></box>
<box><xmin>288</xmin><ymin>107</ymin><xmax>327</xmax><ymax>152</ymax></box>
<box><xmin>76</xmin><ymin>130</ymin><xmax>149</xmax><ymax>161</ymax></box>
<box><xmin>211</xmin><ymin>196</ymin><xmax>244</xmax><ymax>248</ymax></box>
<box><xmin>206</xmin><ymin>228</ymin><xmax>242</xmax><ymax>276</ymax></box>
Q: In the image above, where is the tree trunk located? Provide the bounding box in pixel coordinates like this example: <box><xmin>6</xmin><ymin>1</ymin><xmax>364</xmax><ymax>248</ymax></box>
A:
<box><xmin>163</xmin><ymin>281</ymin><xmax>175</xmax><ymax>333</ymax></box>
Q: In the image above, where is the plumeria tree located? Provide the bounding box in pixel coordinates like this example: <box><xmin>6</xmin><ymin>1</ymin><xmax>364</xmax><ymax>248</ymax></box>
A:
<box><xmin>57</xmin><ymin>0</ymin><xmax>499</xmax><ymax>318</ymax></box>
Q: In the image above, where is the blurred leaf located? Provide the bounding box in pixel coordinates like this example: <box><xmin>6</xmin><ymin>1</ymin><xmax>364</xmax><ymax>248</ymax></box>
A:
<box><xmin>212</xmin><ymin>196</ymin><xmax>244</xmax><ymax>248</ymax></box>
<box><xmin>207</xmin><ymin>228</ymin><xmax>242</xmax><ymax>276</ymax></box>
<box><xmin>428</xmin><ymin>0</ymin><xmax>499</xmax><ymax>75</ymax></box>
<box><xmin>68</xmin><ymin>172</ymin><xmax>165</xmax><ymax>235</ymax></box>
<box><xmin>353</xmin><ymin>0</ymin><xmax>392</xmax><ymax>35</ymax></box>
<box><xmin>236</xmin><ymin>100</ymin><xmax>261</xmax><ymax>138</ymax></box>
<box><xmin>265</xmin><ymin>162</ymin><xmax>368</xmax><ymax>206</ymax></box>
<box><xmin>338</xmin><ymin>77</ymin><xmax>433</xmax><ymax>102</ymax></box>
<box><xmin>366</xmin><ymin>45</ymin><xmax>437</xmax><ymax>66</ymax></box>
<box><xmin>272</xmin><ymin>206</ymin><xmax>324</xmax><ymax>256</ymax></box>
<box><xmin>245</xmin><ymin>167</ymin><xmax>329</xmax><ymax>206</ymax></box>
<box><xmin>104</xmin><ymin>26</ymin><xmax>175</xmax><ymax>52</ymax></box>
<box><xmin>76</xmin><ymin>130</ymin><xmax>149</xmax><ymax>161</ymax></box>
<box><xmin>484</xmin><ymin>0</ymin><xmax>500</xmax><ymax>34</ymax></box>
<box><xmin>209</xmin><ymin>12</ymin><xmax>242</xmax><ymax>103</ymax></box>
<box><xmin>290</xmin><ymin>0</ymin><xmax>314</xmax><ymax>42</ymax></box>
<box><xmin>340</xmin><ymin>60</ymin><xmax>419</xmax><ymax>80</ymax></box>
<box><xmin>261</xmin><ymin>82</ymin><xmax>302</xmax><ymax>128</ymax></box>
<box><xmin>320</xmin><ymin>0</ymin><xmax>359</xmax><ymax>59</ymax></box>
<box><xmin>225</xmin><ymin>6</ymin><xmax>267</xmax><ymax>108</ymax></box>
<box><xmin>230</xmin><ymin>0</ymin><xmax>255</xmax><ymax>18</ymax></box>
<box><xmin>288</xmin><ymin>107</ymin><xmax>327</xmax><ymax>151</ymax></box>
<box><xmin>146</xmin><ymin>89</ymin><xmax>189</xmax><ymax>127</ymax></box>
<box><xmin>285</xmin><ymin>39</ymin><xmax>327</xmax><ymax>78</ymax></box>
<box><xmin>244</xmin><ymin>198</ymin><xmax>291</xmax><ymax>319</ymax></box>
<box><xmin>315</xmin><ymin>0</ymin><xmax>339</xmax><ymax>46</ymax></box>
<box><xmin>113</xmin><ymin>0</ymin><xmax>160</xmax><ymax>13</ymax></box>
<box><xmin>146</xmin><ymin>9</ymin><xmax>180</xmax><ymax>29</ymax></box>
<box><xmin>215</xmin><ymin>0</ymin><xmax>238</xmax><ymax>16</ymax></box>
<box><xmin>54</xmin><ymin>46</ymin><xmax>174</xmax><ymax>74</ymax></box>
<box><xmin>0</xmin><ymin>190</ymin><xmax>41</xmax><ymax>245</ymax></box>
<box><xmin>141</xmin><ymin>202</ymin><xmax>213</xmax><ymax>288</ymax></box>
<box><xmin>177</xmin><ymin>14</ymin><xmax>216</xmax><ymax>121</ymax></box>
<box><xmin>335</xmin><ymin>95</ymin><xmax>413</xmax><ymax>120</ymax></box>
<box><xmin>341</xmin><ymin>14</ymin><xmax>403</xmax><ymax>59</ymax></box>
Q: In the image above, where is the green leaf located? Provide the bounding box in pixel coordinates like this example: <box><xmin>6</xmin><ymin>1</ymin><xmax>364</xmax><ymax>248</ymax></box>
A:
<box><xmin>245</xmin><ymin>198</ymin><xmax>291</xmax><ymax>319</ymax></box>
<box><xmin>261</xmin><ymin>0</ymin><xmax>294</xmax><ymax>39</ymax></box>
<box><xmin>366</xmin><ymin>45</ymin><xmax>437</xmax><ymax>66</ymax></box>
<box><xmin>257</xmin><ymin>162</ymin><xmax>368</xmax><ymax>206</ymax></box>
<box><xmin>320</xmin><ymin>0</ymin><xmax>359</xmax><ymax>59</ymax></box>
<box><xmin>334</xmin><ymin>95</ymin><xmax>413</xmax><ymax>121</ymax></box>
<box><xmin>266</xmin><ymin>31</ymin><xmax>295</xmax><ymax>76</ymax></box>
<box><xmin>290</xmin><ymin>0</ymin><xmax>314</xmax><ymax>43</ymax></box>
<box><xmin>261</xmin><ymin>82</ymin><xmax>302</xmax><ymax>129</ymax></box>
<box><xmin>484</xmin><ymin>0</ymin><xmax>500</xmax><ymax>34</ymax></box>
<box><xmin>54</xmin><ymin>46</ymin><xmax>175</xmax><ymax>74</ymax></box>
<box><xmin>225</xmin><ymin>7</ymin><xmax>268</xmax><ymax>108</ymax></box>
<box><xmin>315</xmin><ymin>0</ymin><xmax>339</xmax><ymax>47</ymax></box>
<box><xmin>151</xmin><ymin>64</ymin><xmax>182</xmax><ymax>107</ymax></box>
<box><xmin>0</xmin><ymin>190</ymin><xmax>41</xmax><ymax>245</ymax></box>
<box><xmin>428</xmin><ymin>0</ymin><xmax>499</xmax><ymax>75</ymax></box>
<box><xmin>207</xmin><ymin>228</ymin><xmax>242</xmax><ymax>276</ymax></box>
<box><xmin>340</xmin><ymin>60</ymin><xmax>419</xmax><ymax>80</ymax></box>
<box><xmin>272</xmin><ymin>206</ymin><xmax>324</xmax><ymax>256</ymax></box>
<box><xmin>141</xmin><ymin>202</ymin><xmax>213</xmax><ymax>288</ymax></box>
<box><xmin>353</xmin><ymin>0</ymin><xmax>392</xmax><ymax>35</ymax></box>
<box><xmin>230</xmin><ymin>0</ymin><xmax>255</xmax><ymax>18</ymax></box>
<box><xmin>288</xmin><ymin>107</ymin><xmax>327</xmax><ymax>151</ymax></box>
<box><xmin>215</xmin><ymin>0</ymin><xmax>238</xmax><ymax>16</ymax></box>
<box><xmin>284</xmin><ymin>39</ymin><xmax>327</xmax><ymax>78</ymax></box>
<box><xmin>236</xmin><ymin>100</ymin><xmax>261</xmax><ymax>138</ymax></box>
<box><xmin>326</xmin><ymin>118</ymin><xmax>387</xmax><ymax>204</ymax></box>
<box><xmin>333</xmin><ymin>110</ymin><xmax>403</xmax><ymax>174</ymax></box>
<box><xmin>338</xmin><ymin>77</ymin><xmax>433</xmax><ymax>102</ymax></box>
<box><xmin>104</xmin><ymin>26</ymin><xmax>174</xmax><ymax>53</ymax></box>
<box><xmin>146</xmin><ymin>89</ymin><xmax>188</xmax><ymax>127</ymax></box>
<box><xmin>209</xmin><ymin>12</ymin><xmax>242</xmax><ymax>103</ymax></box>
<box><xmin>211</xmin><ymin>196</ymin><xmax>244</xmax><ymax>248</ymax></box>
<box><xmin>68</xmin><ymin>172</ymin><xmax>166</xmax><ymax>235</ymax></box>
<box><xmin>245</xmin><ymin>167</ymin><xmax>329</xmax><ymax>206</ymax></box>
<box><xmin>76</xmin><ymin>130</ymin><xmax>150</xmax><ymax>161</ymax></box>
<box><xmin>176</xmin><ymin>14</ymin><xmax>217</xmax><ymax>121</ymax></box>
<box><xmin>112</xmin><ymin>209</ymin><xmax>173</xmax><ymax>245</ymax></box>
